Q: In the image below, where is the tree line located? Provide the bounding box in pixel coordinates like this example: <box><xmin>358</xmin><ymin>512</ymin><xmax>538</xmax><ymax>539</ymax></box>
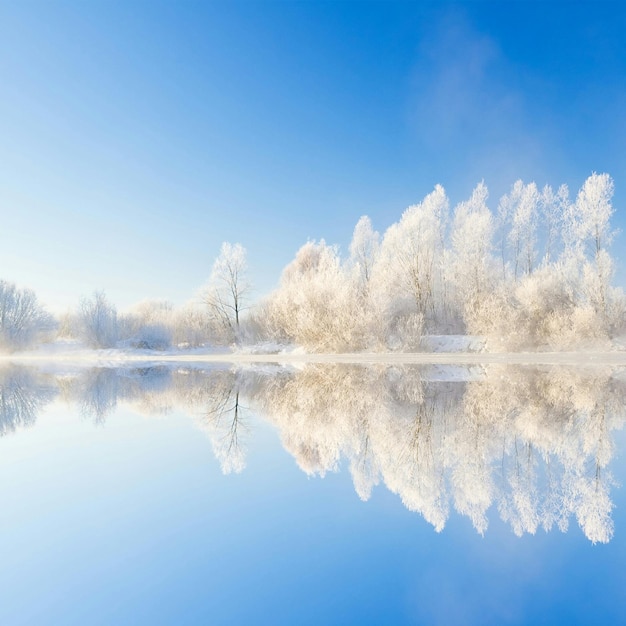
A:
<box><xmin>259</xmin><ymin>172</ymin><xmax>625</xmax><ymax>350</ymax></box>
<box><xmin>1</xmin><ymin>173</ymin><xmax>624</xmax><ymax>352</ymax></box>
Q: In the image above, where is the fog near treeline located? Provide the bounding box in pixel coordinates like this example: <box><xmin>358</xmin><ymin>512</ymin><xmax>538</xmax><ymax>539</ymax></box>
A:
<box><xmin>2</xmin><ymin>173</ymin><xmax>625</xmax><ymax>352</ymax></box>
<box><xmin>2</xmin><ymin>362</ymin><xmax>624</xmax><ymax>543</ymax></box>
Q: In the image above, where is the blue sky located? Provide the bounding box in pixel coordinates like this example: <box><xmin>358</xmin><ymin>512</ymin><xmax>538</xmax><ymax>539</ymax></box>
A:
<box><xmin>1</xmin><ymin>1</ymin><xmax>626</xmax><ymax>310</ymax></box>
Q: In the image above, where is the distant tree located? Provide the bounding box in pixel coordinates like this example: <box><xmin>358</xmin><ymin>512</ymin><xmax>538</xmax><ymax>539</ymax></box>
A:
<box><xmin>203</xmin><ymin>243</ymin><xmax>251</xmax><ymax>342</ymax></box>
<box><xmin>78</xmin><ymin>291</ymin><xmax>119</xmax><ymax>348</ymax></box>
<box><xmin>0</xmin><ymin>280</ymin><xmax>54</xmax><ymax>352</ymax></box>
<box><xmin>173</xmin><ymin>303</ymin><xmax>212</xmax><ymax>348</ymax></box>
<box><xmin>123</xmin><ymin>299</ymin><xmax>174</xmax><ymax>350</ymax></box>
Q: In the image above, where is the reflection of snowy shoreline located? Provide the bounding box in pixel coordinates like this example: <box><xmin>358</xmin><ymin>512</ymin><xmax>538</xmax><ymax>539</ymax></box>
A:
<box><xmin>3</xmin><ymin>344</ymin><xmax>626</xmax><ymax>367</ymax></box>
<box><xmin>1</xmin><ymin>363</ymin><xmax>624</xmax><ymax>543</ymax></box>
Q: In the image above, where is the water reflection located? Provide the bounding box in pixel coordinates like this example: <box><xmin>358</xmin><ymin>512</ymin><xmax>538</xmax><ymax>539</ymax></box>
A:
<box><xmin>0</xmin><ymin>366</ymin><xmax>56</xmax><ymax>436</ymax></box>
<box><xmin>1</xmin><ymin>362</ymin><xmax>625</xmax><ymax>543</ymax></box>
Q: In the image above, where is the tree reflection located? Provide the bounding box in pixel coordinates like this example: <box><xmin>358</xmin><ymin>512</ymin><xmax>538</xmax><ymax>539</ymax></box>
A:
<box><xmin>0</xmin><ymin>362</ymin><xmax>624</xmax><ymax>542</ymax></box>
<box><xmin>0</xmin><ymin>366</ymin><xmax>56</xmax><ymax>436</ymax></box>
<box><xmin>250</xmin><ymin>363</ymin><xmax>626</xmax><ymax>543</ymax></box>
<box><xmin>195</xmin><ymin>369</ymin><xmax>249</xmax><ymax>474</ymax></box>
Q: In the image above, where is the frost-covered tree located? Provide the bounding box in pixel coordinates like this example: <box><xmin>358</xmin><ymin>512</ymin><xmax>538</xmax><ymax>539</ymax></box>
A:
<box><xmin>540</xmin><ymin>183</ymin><xmax>569</xmax><ymax>264</ymax></box>
<box><xmin>562</xmin><ymin>173</ymin><xmax>623</xmax><ymax>326</ymax></box>
<box><xmin>203</xmin><ymin>242</ymin><xmax>251</xmax><ymax>343</ymax></box>
<box><xmin>497</xmin><ymin>180</ymin><xmax>540</xmax><ymax>280</ymax></box>
<box><xmin>568</xmin><ymin>173</ymin><xmax>616</xmax><ymax>259</ymax></box>
<box><xmin>78</xmin><ymin>291</ymin><xmax>119</xmax><ymax>348</ymax></box>
<box><xmin>450</xmin><ymin>182</ymin><xmax>496</xmax><ymax>332</ymax></box>
<box><xmin>0</xmin><ymin>280</ymin><xmax>54</xmax><ymax>352</ymax></box>
<box><xmin>349</xmin><ymin>215</ymin><xmax>380</xmax><ymax>293</ymax></box>
<box><xmin>265</xmin><ymin>241</ymin><xmax>362</xmax><ymax>351</ymax></box>
<box><xmin>510</xmin><ymin>182</ymin><xmax>540</xmax><ymax>279</ymax></box>
<box><xmin>375</xmin><ymin>185</ymin><xmax>448</xmax><ymax>324</ymax></box>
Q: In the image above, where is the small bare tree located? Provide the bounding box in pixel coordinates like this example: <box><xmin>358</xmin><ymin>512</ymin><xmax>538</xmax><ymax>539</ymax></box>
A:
<box><xmin>203</xmin><ymin>243</ymin><xmax>251</xmax><ymax>342</ymax></box>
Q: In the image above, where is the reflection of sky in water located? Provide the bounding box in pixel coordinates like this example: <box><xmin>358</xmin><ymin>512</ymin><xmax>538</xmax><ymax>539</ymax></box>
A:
<box><xmin>0</xmin><ymin>364</ymin><xmax>625</xmax><ymax>625</ymax></box>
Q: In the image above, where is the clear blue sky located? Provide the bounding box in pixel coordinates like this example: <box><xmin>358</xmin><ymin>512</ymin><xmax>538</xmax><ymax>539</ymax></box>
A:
<box><xmin>1</xmin><ymin>1</ymin><xmax>626</xmax><ymax>311</ymax></box>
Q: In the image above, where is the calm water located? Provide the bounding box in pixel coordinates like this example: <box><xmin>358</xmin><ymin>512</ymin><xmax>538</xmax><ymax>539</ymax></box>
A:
<box><xmin>1</xmin><ymin>362</ymin><xmax>625</xmax><ymax>625</ymax></box>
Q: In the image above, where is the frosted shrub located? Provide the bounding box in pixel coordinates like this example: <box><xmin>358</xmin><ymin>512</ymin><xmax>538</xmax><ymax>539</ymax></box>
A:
<box><xmin>606</xmin><ymin>287</ymin><xmax>626</xmax><ymax>335</ymax></box>
<box><xmin>390</xmin><ymin>311</ymin><xmax>424</xmax><ymax>351</ymax></box>
<box><xmin>129</xmin><ymin>323</ymin><xmax>172</xmax><ymax>350</ymax></box>
<box><xmin>570</xmin><ymin>306</ymin><xmax>608</xmax><ymax>341</ymax></box>
<box><xmin>542</xmin><ymin>307</ymin><xmax>606</xmax><ymax>348</ymax></box>
<box><xmin>379</xmin><ymin>294</ymin><xmax>424</xmax><ymax>351</ymax></box>
<box><xmin>464</xmin><ymin>289</ymin><xmax>511</xmax><ymax>341</ymax></box>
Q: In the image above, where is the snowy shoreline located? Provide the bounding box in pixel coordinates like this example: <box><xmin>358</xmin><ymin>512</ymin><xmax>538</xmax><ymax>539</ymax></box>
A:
<box><xmin>2</xmin><ymin>350</ymin><xmax>626</xmax><ymax>366</ymax></box>
<box><xmin>2</xmin><ymin>333</ymin><xmax>626</xmax><ymax>367</ymax></box>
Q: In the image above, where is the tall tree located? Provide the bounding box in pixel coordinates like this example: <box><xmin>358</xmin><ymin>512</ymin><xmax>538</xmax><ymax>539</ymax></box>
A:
<box><xmin>499</xmin><ymin>180</ymin><xmax>540</xmax><ymax>280</ymax></box>
<box><xmin>540</xmin><ymin>183</ymin><xmax>569</xmax><ymax>265</ymax></box>
<box><xmin>204</xmin><ymin>242</ymin><xmax>251</xmax><ymax>341</ymax></box>
<box><xmin>450</xmin><ymin>181</ymin><xmax>495</xmax><ymax>329</ymax></box>
<box><xmin>569</xmin><ymin>172</ymin><xmax>615</xmax><ymax>259</ymax></box>
<box><xmin>566</xmin><ymin>173</ymin><xmax>617</xmax><ymax>317</ymax></box>
<box><xmin>349</xmin><ymin>215</ymin><xmax>380</xmax><ymax>293</ymax></box>
<box><xmin>376</xmin><ymin>185</ymin><xmax>448</xmax><ymax>324</ymax></box>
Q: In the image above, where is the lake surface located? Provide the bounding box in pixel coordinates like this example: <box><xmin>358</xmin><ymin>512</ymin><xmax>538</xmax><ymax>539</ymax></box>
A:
<box><xmin>1</xmin><ymin>361</ymin><xmax>625</xmax><ymax>625</ymax></box>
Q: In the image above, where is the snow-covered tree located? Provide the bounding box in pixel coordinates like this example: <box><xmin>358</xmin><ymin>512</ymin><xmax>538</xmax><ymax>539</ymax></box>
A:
<box><xmin>450</xmin><ymin>182</ymin><xmax>496</xmax><ymax>332</ymax></box>
<box><xmin>0</xmin><ymin>280</ymin><xmax>54</xmax><ymax>352</ymax></box>
<box><xmin>349</xmin><ymin>215</ymin><xmax>380</xmax><ymax>293</ymax></box>
<box><xmin>375</xmin><ymin>185</ymin><xmax>448</xmax><ymax>325</ymax></box>
<box><xmin>497</xmin><ymin>180</ymin><xmax>541</xmax><ymax>280</ymax></box>
<box><xmin>77</xmin><ymin>291</ymin><xmax>119</xmax><ymax>348</ymax></box>
<box><xmin>540</xmin><ymin>183</ymin><xmax>569</xmax><ymax>264</ymax></box>
<box><xmin>265</xmin><ymin>241</ymin><xmax>362</xmax><ymax>351</ymax></box>
<box><xmin>568</xmin><ymin>172</ymin><xmax>616</xmax><ymax>259</ymax></box>
<box><xmin>203</xmin><ymin>242</ymin><xmax>251</xmax><ymax>343</ymax></box>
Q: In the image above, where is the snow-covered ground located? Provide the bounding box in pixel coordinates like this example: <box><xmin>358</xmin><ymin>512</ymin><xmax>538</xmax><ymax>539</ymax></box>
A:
<box><xmin>2</xmin><ymin>335</ymin><xmax>626</xmax><ymax>366</ymax></box>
